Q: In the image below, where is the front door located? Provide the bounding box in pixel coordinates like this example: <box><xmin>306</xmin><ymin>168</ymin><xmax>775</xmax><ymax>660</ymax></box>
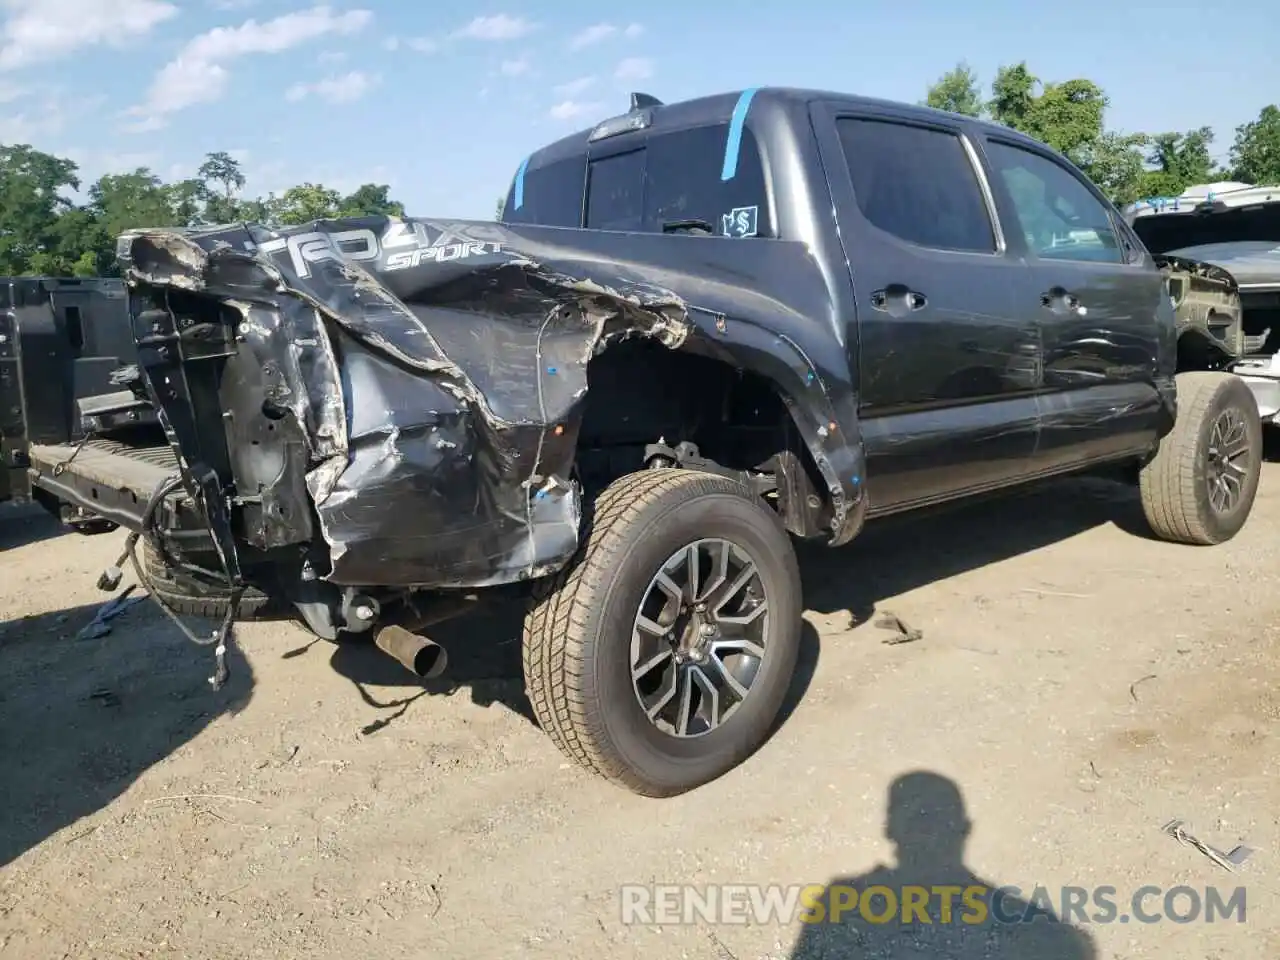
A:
<box><xmin>976</xmin><ymin>136</ymin><xmax>1168</xmax><ymax>471</ymax></box>
<box><xmin>810</xmin><ymin>104</ymin><xmax>1040</xmax><ymax>513</ymax></box>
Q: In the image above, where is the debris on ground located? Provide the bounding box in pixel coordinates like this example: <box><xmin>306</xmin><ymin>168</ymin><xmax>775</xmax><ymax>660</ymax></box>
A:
<box><xmin>76</xmin><ymin>585</ymin><xmax>149</xmax><ymax>641</ymax></box>
<box><xmin>1130</xmin><ymin>673</ymin><xmax>1158</xmax><ymax>701</ymax></box>
<box><xmin>1162</xmin><ymin>819</ymin><xmax>1255</xmax><ymax>872</ymax></box>
<box><xmin>875</xmin><ymin>611</ymin><xmax>923</xmax><ymax>645</ymax></box>
<box><xmin>86</xmin><ymin>687</ymin><xmax>120</xmax><ymax>708</ymax></box>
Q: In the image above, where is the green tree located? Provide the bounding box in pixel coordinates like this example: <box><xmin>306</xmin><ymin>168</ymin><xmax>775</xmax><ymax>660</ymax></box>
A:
<box><xmin>495</xmin><ymin>195</ymin><xmax>505</xmax><ymax>220</ymax></box>
<box><xmin>338</xmin><ymin>183</ymin><xmax>405</xmax><ymax>218</ymax></box>
<box><xmin>162</xmin><ymin>178</ymin><xmax>207</xmax><ymax>226</ymax></box>
<box><xmin>1077</xmin><ymin>131</ymin><xmax>1150</xmax><ymax>206</ymax></box>
<box><xmin>33</xmin><ymin>206</ymin><xmax>102</xmax><ymax>275</ymax></box>
<box><xmin>1229</xmin><ymin>105</ymin><xmax>1280</xmax><ymax>184</ymax></box>
<box><xmin>988</xmin><ymin>67</ymin><xmax>1108</xmax><ymax>162</ymax></box>
<box><xmin>81</xmin><ymin>168</ymin><xmax>183</xmax><ymax>273</ymax></box>
<box><xmin>1133</xmin><ymin>128</ymin><xmax>1218</xmax><ymax>199</ymax></box>
<box><xmin>988</xmin><ymin>63</ymin><xmax>1037</xmax><ymax>131</ymax></box>
<box><xmin>0</xmin><ymin>144</ymin><xmax>81</xmax><ymax>274</ymax></box>
<box><xmin>198</xmin><ymin>151</ymin><xmax>247</xmax><ymax>222</ymax></box>
<box><xmin>271</xmin><ymin>182</ymin><xmax>343</xmax><ymax>224</ymax></box>
<box><xmin>925</xmin><ymin>62</ymin><xmax>984</xmax><ymax>117</ymax></box>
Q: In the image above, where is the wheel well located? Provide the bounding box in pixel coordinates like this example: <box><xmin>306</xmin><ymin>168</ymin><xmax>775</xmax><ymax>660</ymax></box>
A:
<box><xmin>573</xmin><ymin>339</ymin><xmax>833</xmax><ymax>538</ymax></box>
<box><xmin>1176</xmin><ymin>327</ymin><xmax>1235</xmax><ymax>372</ymax></box>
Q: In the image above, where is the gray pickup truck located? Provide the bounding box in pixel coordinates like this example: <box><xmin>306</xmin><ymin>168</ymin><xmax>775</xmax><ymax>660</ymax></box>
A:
<box><xmin>27</xmin><ymin>88</ymin><xmax>1263</xmax><ymax>797</ymax></box>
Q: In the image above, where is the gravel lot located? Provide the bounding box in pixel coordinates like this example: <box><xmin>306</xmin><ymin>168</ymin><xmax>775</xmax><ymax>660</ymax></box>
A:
<box><xmin>2</xmin><ymin>466</ymin><xmax>1279</xmax><ymax>959</ymax></box>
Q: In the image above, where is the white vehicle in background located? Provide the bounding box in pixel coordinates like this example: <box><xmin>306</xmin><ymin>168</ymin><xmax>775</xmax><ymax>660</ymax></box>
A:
<box><xmin>1126</xmin><ymin>182</ymin><xmax>1280</xmax><ymax>424</ymax></box>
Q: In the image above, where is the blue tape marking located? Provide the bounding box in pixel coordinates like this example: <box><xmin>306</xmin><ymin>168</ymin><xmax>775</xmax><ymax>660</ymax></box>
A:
<box><xmin>513</xmin><ymin>155</ymin><xmax>530</xmax><ymax>211</ymax></box>
<box><xmin>720</xmin><ymin>87</ymin><xmax>760</xmax><ymax>182</ymax></box>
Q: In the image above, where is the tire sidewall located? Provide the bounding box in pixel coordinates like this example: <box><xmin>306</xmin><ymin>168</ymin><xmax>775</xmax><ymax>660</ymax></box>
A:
<box><xmin>583</xmin><ymin>484</ymin><xmax>802</xmax><ymax>793</ymax></box>
<box><xmin>1193</xmin><ymin>377</ymin><xmax>1262</xmax><ymax>542</ymax></box>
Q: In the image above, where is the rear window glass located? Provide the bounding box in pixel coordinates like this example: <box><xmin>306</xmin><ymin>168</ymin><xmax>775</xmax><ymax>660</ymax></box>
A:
<box><xmin>585</xmin><ymin>149</ymin><xmax>646</xmax><ymax>231</ymax></box>
<box><xmin>582</xmin><ymin>123</ymin><xmax>773</xmax><ymax>237</ymax></box>
<box><xmin>504</xmin><ymin>156</ymin><xmax>585</xmax><ymax>228</ymax></box>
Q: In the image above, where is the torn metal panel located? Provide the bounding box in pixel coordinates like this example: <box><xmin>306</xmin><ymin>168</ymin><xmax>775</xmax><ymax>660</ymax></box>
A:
<box><xmin>117</xmin><ymin>216</ymin><xmax>867</xmax><ymax>588</ymax></box>
<box><xmin>1155</xmin><ymin>254</ymin><xmax>1251</xmax><ymax>356</ymax></box>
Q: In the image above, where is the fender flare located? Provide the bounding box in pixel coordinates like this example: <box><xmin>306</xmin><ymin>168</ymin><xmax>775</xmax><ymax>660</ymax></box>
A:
<box><xmin>691</xmin><ymin>313</ymin><xmax>868</xmax><ymax>546</ymax></box>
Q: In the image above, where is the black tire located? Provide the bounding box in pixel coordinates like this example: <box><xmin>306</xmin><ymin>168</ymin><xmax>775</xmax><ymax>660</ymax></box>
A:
<box><xmin>522</xmin><ymin>469</ymin><xmax>803</xmax><ymax>797</ymax></box>
<box><xmin>1139</xmin><ymin>371</ymin><xmax>1262</xmax><ymax>545</ymax></box>
<box><xmin>140</xmin><ymin>541</ymin><xmax>273</xmax><ymax>620</ymax></box>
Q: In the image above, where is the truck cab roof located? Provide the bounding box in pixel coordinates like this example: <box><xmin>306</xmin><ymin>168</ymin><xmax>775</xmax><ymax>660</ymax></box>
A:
<box><xmin>503</xmin><ymin>86</ymin><xmax>1051</xmax><ymax>239</ymax></box>
<box><xmin>521</xmin><ymin>86</ymin><xmax>1044</xmax><ymax>166</ymax></box>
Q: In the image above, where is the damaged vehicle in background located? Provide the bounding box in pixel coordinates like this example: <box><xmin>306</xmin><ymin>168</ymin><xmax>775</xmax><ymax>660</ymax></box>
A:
<box><xmin>26</xmin><ymin>88</ymin><xmax>1265</xmax><ymax>797</ymax></box>
<box><xmin>1126</xmin><ymin>182</ymin><xmax>1280</xmax><ymax>425</ymax></box>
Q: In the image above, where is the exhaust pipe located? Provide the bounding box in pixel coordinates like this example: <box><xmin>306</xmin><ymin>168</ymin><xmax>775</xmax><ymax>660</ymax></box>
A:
<box><xmin>374</xmin><ymin>624</ymin><xmax>449</xmax><ymax>680</ymax></box>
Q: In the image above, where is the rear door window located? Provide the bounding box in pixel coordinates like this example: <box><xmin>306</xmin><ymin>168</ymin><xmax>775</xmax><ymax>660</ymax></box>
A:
<box><xmin>836</xmin><ymin>117</ymin><xmax>996</xmax><ymax>253</ymax></box>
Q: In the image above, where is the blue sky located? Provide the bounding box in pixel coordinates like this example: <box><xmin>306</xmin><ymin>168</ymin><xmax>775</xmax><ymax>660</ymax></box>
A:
<box><xmin>1</xmin><ymin>0</ymin><xmax>1275</xmax><ymax>219</ymax></box>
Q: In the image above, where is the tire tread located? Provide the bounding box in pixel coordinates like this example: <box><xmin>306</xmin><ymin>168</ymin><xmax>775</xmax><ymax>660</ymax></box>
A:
<box><xmin>1139</xmin><ymin>371</ymin><xmax>1257</xmax><ymax>545</ymax></box>
<box><xmin>522</xmin><ymin>469</ymin><xmax>768</xmax><ymax>796</ymax></box>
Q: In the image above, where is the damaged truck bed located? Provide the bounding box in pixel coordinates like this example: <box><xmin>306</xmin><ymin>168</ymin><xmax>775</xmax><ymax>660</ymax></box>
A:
<box><xmin>108</xmin><ymin>216</ymin><xmax>862</xmax><ymax>591</ymax></box>
<box><xmin>31</xmin><ymin>87</ymin><xmax>1265</xmax><ymax>798</ymax></box>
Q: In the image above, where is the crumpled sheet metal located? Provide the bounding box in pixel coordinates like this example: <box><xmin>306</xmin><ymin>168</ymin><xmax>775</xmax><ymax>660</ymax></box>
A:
<box><xmin>118</xmin><ymin>216</ymin><xmax>866</xmax><ymax>588</ymax></box>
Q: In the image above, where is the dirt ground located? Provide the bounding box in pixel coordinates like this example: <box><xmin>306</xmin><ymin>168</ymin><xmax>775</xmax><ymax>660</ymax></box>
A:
<box><xmin>2</xmin><ymin>466</ymin><xmax>1279</xmax><ymax>960</ymax></box>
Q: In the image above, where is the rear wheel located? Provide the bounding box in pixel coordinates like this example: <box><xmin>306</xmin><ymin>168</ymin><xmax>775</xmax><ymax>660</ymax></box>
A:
<box><xmin>522</xmin><ymin>469</ymin><xmax>802</xmax><ymax>797</ymax></box>
<box><xmin>140</xmin><ymin>541</ymin><xmax>273</xmax><ymax>620</ymax></box>
<box><xmin>1139</xmin><ymin>371</ymin><xmax>1262</xmax><ymax>544</ymax></box>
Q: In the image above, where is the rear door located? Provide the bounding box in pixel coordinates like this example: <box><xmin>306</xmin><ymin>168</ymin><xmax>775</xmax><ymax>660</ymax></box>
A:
<box><xmin>810</xmin><ymin>103</ymin><xmax>1040</xmax><ymax>512</ymax></box>
<box><xmin>977</xmin><ymin>137</ymin><xmax>1168</xmax><ymax>470</ymax></box>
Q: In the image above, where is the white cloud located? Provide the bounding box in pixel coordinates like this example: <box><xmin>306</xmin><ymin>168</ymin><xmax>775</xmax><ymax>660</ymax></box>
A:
<box><xmin>0</xmin><ymin>0</ymin><xmax>177</xmax><ymax>71</ymax></box>
<box><xmin>624</xmin><ymin>23</ymin><xmax>643</xmax><ymax>37</ymax></box>
<box><xmin>500</xmin><ymin>56</ymin><xmax>530</xmax><ymax>77</ymax></box>
<box><xmin>549</xmin><ymin>100</ymin><xmax>602</xmax><ymax>122</ymax></box>
<box><xmin>183</xmin><ymin>6</ymin><xmax>371</xmax><ymax>61</ymax></box>
<box><xmin>0</xmin><ymin>110</ymin><xmax>64</xmax><ymax>143</ymax></box>
<box><xmin>453</xmin><ymin>14</ymin><xmax>533</xmax><ymax>41</ymax></box>
<box><xmin>319</xmin><ymin>49</ymin><xmax>347</xmax><ymax>63</ymax></box>
<box><xmin>285</xmin><ymin>70</ymin><xmax>377</xmax><ymax>104</ymax></box>
<box><xmin>554</xmin><ymin>76</ymin><xmax>595</xmax><ymax>97</ymax></box>
<box><xmin>125</xmin><ymin>5</ymin><xmax>373</xmax><ymax>130</ymax></box>
<box><xmin>568</xmin><ymin>23</ymin><xmax>615</xmax><ymax>49</ymax></box>
<box><xmin>614</xmin><ymin>57</ymin><xmax>653</xmax><ymax>82</ymax></box>
<box><xmin>385</xmin><ymin>34</ymin><xmax>437</xmax><ymax>53</ymax></box>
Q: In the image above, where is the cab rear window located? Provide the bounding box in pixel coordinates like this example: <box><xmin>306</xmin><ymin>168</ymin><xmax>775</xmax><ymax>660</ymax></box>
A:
<box><xmin>588</xmin><ymin>123</ymin><xmax>772</xmax><ymax>236</ymax></box>
<box><xmin>503</xmin><ymin>156</ymin><xmax>585</xmax><ymax>228</ymax></box>
<box><xmin>508</xmin><ymin>122</ymin><xmax>772</xmax><ymax>237</ymax></box>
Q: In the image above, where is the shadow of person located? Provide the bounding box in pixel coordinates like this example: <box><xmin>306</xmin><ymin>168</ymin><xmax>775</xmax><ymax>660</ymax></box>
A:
<box><xmin>790</xmin><ymin>771</ymin><xmax>1097</xmax><ymax>959</ymax></box>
